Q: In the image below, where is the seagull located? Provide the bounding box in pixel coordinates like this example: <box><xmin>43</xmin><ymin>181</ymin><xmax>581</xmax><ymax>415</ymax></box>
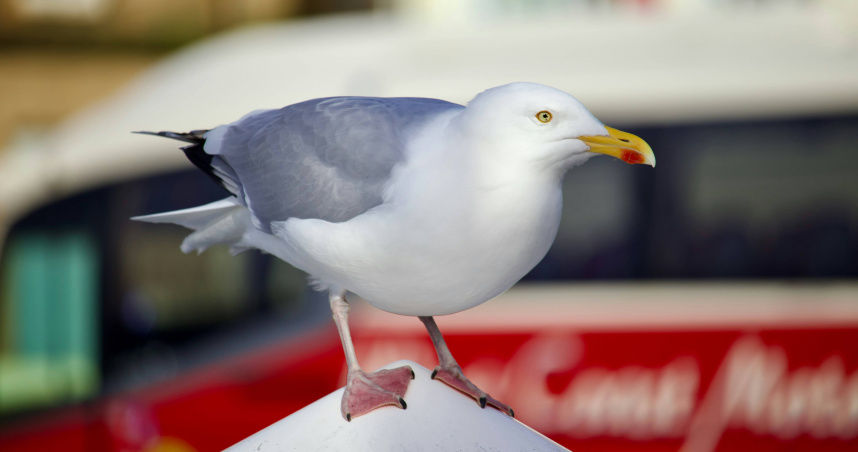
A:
<box><xmin>133</xmin><ymin>82</ymin><xmax>654</xmax><ymax>421</ymax></box>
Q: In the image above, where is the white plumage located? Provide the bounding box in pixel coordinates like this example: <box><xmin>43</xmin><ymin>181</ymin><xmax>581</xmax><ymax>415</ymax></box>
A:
<box><xmin>134</xmin><ymin>82</ymin><xmax>654</xmax><ymax>420</ymax></box>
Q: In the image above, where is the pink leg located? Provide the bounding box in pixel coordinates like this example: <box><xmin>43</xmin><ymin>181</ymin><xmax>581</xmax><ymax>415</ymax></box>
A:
<box><xmin>419</xmin><ymin>316</ymin><xmax>514</xmax><ymax>417</ymax></box>
<box><xmin>331</xmin><ymin>292</ymin><xmax>413</xmax><ymax>421</ymax></box>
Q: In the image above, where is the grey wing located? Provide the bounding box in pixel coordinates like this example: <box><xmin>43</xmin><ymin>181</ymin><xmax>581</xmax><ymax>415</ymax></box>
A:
<box><xmin>203</xmin><ymin>96</ymin><xmax>462</xmax><ymax>232</ymax></box>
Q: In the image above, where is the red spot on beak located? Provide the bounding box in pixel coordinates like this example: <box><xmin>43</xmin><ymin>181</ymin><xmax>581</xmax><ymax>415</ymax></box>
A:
<box><xmin>621</xmin><ymin>149</ymin><xmax>644</xmax><ymax>164</ymax></box>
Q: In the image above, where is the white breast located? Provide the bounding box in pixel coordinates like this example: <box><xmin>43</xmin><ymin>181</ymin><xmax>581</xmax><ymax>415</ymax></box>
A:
<box><xmin>277</xmin><ymin>170</ymin><xmax>564</xmax><ymax>316</ymax></box>
<box><xmin>267</xmin><ymin>112</ymin><xmax>566</xmax><ymax>316</ymax></box>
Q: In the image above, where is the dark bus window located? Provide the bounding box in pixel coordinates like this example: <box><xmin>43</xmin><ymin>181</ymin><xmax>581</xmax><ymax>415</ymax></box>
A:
<box><xmin>0</xmin><ymin>169</ymin><xmax>322</xmax><ymax>417</ymax></box>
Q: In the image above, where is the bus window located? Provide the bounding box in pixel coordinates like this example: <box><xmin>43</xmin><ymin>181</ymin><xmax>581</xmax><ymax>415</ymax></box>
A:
<box><xmin>0</xmin><ymin>231</ymin><xmax>98</xmax><ymax>414</ymax></box>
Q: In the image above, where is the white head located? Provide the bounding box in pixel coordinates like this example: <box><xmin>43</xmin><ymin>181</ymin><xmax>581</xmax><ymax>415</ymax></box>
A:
<box><xmin>458</xmin><ymin>82</ymin><xmax>654</xmax><ymax>173</ymax></box>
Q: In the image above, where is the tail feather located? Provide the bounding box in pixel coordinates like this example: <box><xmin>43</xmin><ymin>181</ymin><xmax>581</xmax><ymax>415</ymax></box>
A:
<box><xmin>133</xmin><ymin>129</ymin><xmax>253</xmax><ymax>254</ymax></box>
<box><xmin>132</xmin><ymin>198</ymin><xmax>237</xmax><ymax>229</ymax></box>
<box><xmin>132</xmin><ymin>198</ymin><xmax>252</xmax><ymax>255</ymax></box>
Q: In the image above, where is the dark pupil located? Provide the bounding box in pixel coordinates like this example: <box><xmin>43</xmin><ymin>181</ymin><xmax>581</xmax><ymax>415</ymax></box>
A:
<box><xmin>541</xmin><ymin>113</ymin><xmax>548</xmax><ymax>120</ymax></box>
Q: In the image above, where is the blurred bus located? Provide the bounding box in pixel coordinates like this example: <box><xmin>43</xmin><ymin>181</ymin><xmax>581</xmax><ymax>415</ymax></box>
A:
<box><xmin>1</xmin><ymin>115</ymin><xmax>857</xmax><ymax>451</ymax></box>
<box><xmin>2</xmin><ymin>8</ymin><xmax>858</xmax><ymax>451</ymax></box>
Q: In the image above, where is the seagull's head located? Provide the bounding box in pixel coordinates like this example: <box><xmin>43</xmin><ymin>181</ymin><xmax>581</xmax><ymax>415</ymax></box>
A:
<box><xmin>461</xmin><ymin>82</ymin><xmax>655</xmax><ymax>172</ymax></box>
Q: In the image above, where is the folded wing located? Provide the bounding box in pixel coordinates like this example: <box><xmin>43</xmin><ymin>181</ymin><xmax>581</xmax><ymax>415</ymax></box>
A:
<box><xmin>203</xmin><ymin>97</ymin><xmax>462</xmax><ymax>232</ymax></box>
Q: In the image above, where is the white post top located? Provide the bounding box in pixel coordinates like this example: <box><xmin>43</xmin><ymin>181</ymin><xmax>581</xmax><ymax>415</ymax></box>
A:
<box><xmin>226</xmin><ymin>360</ymin><xmax>569</xmax><ymax>451</ymax></box>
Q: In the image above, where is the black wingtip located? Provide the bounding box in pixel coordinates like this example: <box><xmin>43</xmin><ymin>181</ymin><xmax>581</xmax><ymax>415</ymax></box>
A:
<box><xmin>131</xmin><ymin>130</ymin><xmax>161</xmax><ymax>137</ymax></box>
<box><xmin>134</xmin><ymin>128</ymin><xmax>231</xmax><ymax>195</ymax></box>
<box><xmin>182</xmin><ymin>141</ymin><xmax>225</xmax><ymax>189</ymax></box>
<box><xmin>132</xmin><ymin>130</ymin><xmax>206</xmax><ymax>144</ymax></box>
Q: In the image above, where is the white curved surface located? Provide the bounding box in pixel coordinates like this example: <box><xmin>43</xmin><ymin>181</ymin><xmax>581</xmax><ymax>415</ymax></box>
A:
<box><xmin>226</xmin><ymin>361</ymin><xmax>569</xmax><ymax>452</ymax></box>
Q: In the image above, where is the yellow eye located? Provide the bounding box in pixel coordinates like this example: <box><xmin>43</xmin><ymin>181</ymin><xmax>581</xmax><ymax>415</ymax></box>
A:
<box><xmin>536</xmin><ymin>110</ymin><xmax>553</xmax><ymax>123</ymax></box>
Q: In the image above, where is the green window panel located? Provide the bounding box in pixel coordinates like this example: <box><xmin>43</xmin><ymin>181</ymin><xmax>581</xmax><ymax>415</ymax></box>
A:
<box><xmin>0</xmin><ymin>231</ymin><xmax>98</xmax><ymax>413</ymax></box>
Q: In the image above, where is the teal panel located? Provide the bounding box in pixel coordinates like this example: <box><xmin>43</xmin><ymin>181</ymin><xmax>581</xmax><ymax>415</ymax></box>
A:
<box><xmin>46</xmin><ymin>235</ymin><xmax>68</xmax><ymax>359</ymax></box>
<box><xmin>0</xmin><ymin>231</ymin><xmax>99</xmax><ymax>413</ymax></box>
<box><xmin>11</xmin><ymin>234</ymin><xmax>50</xmax><ymax>357</ymax></box>
<box><xmin>1</xmin><ymin>244</ymin><xmax>11</xmax><ymax>353</ymax></box>
<box><xmin>61</xmin><ymin>232</ymin><xmax>99</xmax><ymax>396</ymax></box>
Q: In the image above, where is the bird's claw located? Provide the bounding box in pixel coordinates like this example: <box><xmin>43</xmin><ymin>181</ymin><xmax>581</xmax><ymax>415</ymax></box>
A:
<box><xmin>430</xmin><ymin>364</ymin><xmax>514</xmax><ymax>417</ymax></box>
<box><xmin>341</xmin><ymin>366</ymin><xmax>413</xmax><ymax>421</ymax></box>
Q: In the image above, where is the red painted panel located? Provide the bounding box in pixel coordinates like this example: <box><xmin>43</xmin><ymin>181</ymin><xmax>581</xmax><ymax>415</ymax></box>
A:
<box><xmin>351</xmin><ymin>319</ymin><xmax>858</xmax><ymax>451</ymax></box>
<box><xmin>3</xmin><ymin>294</ymin><xmax>857</xmax><ymax>452</ymax></box>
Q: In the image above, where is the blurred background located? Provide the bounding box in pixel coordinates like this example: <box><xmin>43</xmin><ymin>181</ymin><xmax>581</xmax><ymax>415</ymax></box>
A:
<box><xmin>1</xmin><ymin>0</ymin><xmax>857</xmax><ymax>451</ymax></box>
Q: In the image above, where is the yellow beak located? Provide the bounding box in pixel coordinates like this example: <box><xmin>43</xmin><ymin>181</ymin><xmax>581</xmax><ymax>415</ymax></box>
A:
<box><xmin>579</xmin><ymin>126</ymin><xmax>655</xmax><ymax>167</ymax></box>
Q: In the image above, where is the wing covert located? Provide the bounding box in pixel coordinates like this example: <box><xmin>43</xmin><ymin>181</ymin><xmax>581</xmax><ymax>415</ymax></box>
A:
<box><xmin>205</xmin><ymin>96</ymin><xmax>461</xmax><ymax>231</ymax></box>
